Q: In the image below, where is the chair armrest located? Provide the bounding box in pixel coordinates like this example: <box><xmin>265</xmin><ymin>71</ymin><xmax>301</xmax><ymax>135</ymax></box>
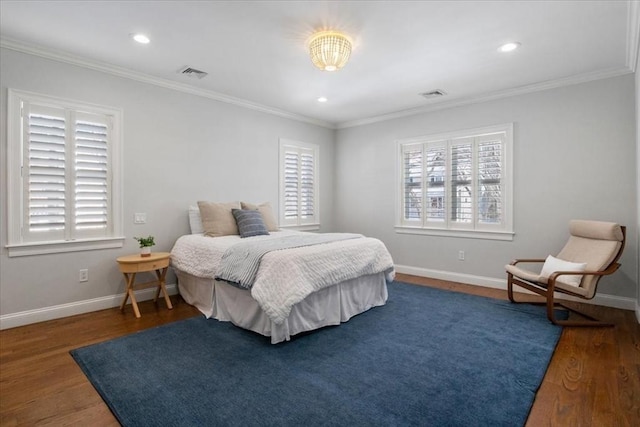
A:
<box><xmin>509</xmin><ymin>258</ymin><xmax>546</xmax><ymax>266</ymax></box>
<box><xmin>548</xmin><ymin>263</ymin><xmax>621</xmax><ymax>281</ymax></box>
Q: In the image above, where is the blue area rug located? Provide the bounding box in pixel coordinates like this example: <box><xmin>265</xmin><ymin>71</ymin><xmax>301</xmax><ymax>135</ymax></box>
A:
<box><xmin>71</xmin><ymin>282</ymin><xmax>565</xmax><ymax>426</ymax></box>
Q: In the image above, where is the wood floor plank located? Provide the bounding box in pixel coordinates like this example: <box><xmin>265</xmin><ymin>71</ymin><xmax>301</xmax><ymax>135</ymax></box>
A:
<box><xmin>0</xmin><ymin>297</ymin><xmax>199</xmax><ymax>426</ymax></box>
<box><xmin>1</xmin><ymin>276</ymin><xmax>638</xmax><ymax>426</ymax></box>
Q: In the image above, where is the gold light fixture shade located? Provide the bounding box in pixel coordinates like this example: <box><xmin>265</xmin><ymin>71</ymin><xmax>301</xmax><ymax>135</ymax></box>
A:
<box><xmin>308</xmin><ymin>31</ymin><xmax>352</xmax><ymax>72</ymax></box>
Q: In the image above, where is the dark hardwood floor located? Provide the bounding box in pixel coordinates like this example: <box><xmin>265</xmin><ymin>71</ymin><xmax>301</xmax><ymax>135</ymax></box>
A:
<box><xmin>397</xmin><ymin>274</ymin><xmax>640</xmax><ymax>427</ymax></box>
<box><xmin>1</xmin><ymin>274</ymin><xmax>638</xmax><ymax>426</ymax></box>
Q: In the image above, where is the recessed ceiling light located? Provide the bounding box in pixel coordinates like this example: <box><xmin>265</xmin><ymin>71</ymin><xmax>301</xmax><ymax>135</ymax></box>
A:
<box><xmin>132</xmin><ymin>33</ymin><xmax>150</xmax><ymax>44</ymax></box>
<box><xmin>498</xmin><ymin>42</ymin><xmax>521</xmax><ymax>53</ymax></box>
<box><xmin>317</xmin><ymin>96</ymin><xmax>328</xmax><ymax>103</ymax></box>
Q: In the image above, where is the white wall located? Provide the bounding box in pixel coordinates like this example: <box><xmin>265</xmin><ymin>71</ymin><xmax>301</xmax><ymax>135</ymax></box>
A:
<box><xmin>335</xmin><ymin>74</ymin><xmax>638</xmax><ymax>303</ymax></box>
<box><xmin>636</xmin><ymin>60</ymin><xmax>640</xmax><ymax>320</ymax></box>
<box><xmin>0</xmin><ymin>48</ymin><xmax>335</xmax><ymax>318</ymax></box>
<box><xmin>1</xmin><ymin>46</ymin><xmax>637</xmax><ymax>325</ymax></box>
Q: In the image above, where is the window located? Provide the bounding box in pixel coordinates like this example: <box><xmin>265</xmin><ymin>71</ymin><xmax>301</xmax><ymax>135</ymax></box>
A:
<box><xmin>397</xmin><ymin>124</ymin><xmax>513</xmax><ymax>240</ymax></box>
<box><xmin>7</xmin><ymin>89</ymin><xmax>124</xmax><ymax>256</ymax></box>
<box><xmin>279</xmin><ymin>139</ymin><xmax>319</xmax><ymax>230</ymax></box>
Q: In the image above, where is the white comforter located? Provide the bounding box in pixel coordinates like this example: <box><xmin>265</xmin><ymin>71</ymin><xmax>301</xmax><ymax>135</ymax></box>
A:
<box><xmin>170</xmin><ymin>231</ymin><xmax>395</xmax><ymax>324</ymax></box>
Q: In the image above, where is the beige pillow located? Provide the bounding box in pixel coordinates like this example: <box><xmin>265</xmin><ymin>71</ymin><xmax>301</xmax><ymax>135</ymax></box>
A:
<box><xmin>241</xmin><ymin>201</ymin><xmax>279</xmax><ymax>231</ymax></box>
<box><xmin>197</xmin><ymin>201</ymin><xmax>241</xmax><ymax>237</ymax></box>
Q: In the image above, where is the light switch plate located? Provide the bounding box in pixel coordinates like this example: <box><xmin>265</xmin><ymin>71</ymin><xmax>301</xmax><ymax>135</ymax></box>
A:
<box><xmin>134</xmin><ymin>213</ymin><xmax>147</xmax><ymax>224</ymax></box>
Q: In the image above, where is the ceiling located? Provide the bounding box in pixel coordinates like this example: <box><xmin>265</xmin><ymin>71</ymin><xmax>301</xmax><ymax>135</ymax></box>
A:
<box><xmin>1</xmin><ymin>1</ymin><xmax>637</xmax><ymax>128</ymax></box>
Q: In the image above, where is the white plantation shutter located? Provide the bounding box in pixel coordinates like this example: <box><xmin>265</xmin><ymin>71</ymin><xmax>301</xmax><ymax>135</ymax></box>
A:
<box><xmin>74</xmin><ymin>113</ymin><xmax>109</xmax><ymax>232</ymax></box>
<box><xmin>397</xmin><ymin>124</ymin><xmax>512</xmax><ymax>238</ymax></box>
<box><xmin>425</xmin><ymin>143</ymin><xmax>446</xmax><ymax>224</ymax></box>
<box><xmin>299</xmin><ymin>150</ymin><xmax>315</xmax><ymax>219</ymax></box>
<box><xmin>401</xmin><ymin>144</ymin><xmax>423</xmax><ymax>222</ymax></box>
<box><xmin>279</xmin><ymin>140</ymin><xmax>319</xmax><ymax>228</ymax></box>
<box><xmin>7</xmin><ymin>89</ymin><xmax>122</xmax><ymax>254</ymax></box>
<box><xmin>450</xmin><ymin>138</ymin><xmax>473</xmax><ymax>227</ymax></box>
<box><xmin>477</xmin><ymin>135</ymin><xmax>503</xmax><ymax>225</ymax></box>
<box><xmin>25</xmin><ymin>105</ymin><xmax>67</xmax><ymax>239</ymax></box>
<box><xmin>283</xmin><ymin>149</ymin><xmax>300</xmax><ymax>221</ymax></box>
<box><xmin>22</xmin><ymin>105</ymin><xmax>112</xmax><ymax>242</ymax></box>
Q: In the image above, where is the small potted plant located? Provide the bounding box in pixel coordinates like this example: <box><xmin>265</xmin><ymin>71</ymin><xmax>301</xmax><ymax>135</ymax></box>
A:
<box><xmin>134</xmin><ymin>235</ymin><xmax>155</xmax><ymax>257</ymax></box>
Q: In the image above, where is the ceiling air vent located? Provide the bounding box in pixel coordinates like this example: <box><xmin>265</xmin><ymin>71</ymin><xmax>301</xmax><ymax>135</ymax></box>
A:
<box><xmin>419</xmin><ymin>89</ymin><xmax>447</xmax><ymax>99</ymax></box>
<box><xmin>177</xmin><ymin>66</ymin><xmax>208</xmax><ymax>79</ymax></box>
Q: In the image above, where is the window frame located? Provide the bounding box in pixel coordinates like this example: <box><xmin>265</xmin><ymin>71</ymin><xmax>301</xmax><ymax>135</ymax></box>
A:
<box><xmin>6</xmin><ymin>89</ymin><xmax>124</xmax><ymax>257</ymax></box>
<box><xmin>278</xmin><ymin>138</ymin><xmax>320</xmax><ymax>231</ymax></box>
<box><xmin>395</xmin><ymin>123</ymin><xmax>514</xmax><ymax>241</ymax></box>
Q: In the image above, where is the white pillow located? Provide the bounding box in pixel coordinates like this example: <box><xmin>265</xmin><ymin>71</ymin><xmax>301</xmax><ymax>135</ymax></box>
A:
<box><xmin>540</xmin><ymin>255</ymin><xmax>587</xmax><ymax>287</ymax></box>
<box><xmin>188</xmin><ymin>205</ymin><xmax>204</xmax><ymax>234</ymax></box>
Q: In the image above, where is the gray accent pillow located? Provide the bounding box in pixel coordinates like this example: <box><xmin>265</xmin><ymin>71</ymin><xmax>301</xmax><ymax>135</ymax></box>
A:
<box><xmin>232</xmin><ymin>209</ymin><xmax>270</xmax><ymax>238</ymax></box>
<box><xmin>240</xmin><ymin>201</ymin><xmax>279</xmax><ymax>231</ymax></box>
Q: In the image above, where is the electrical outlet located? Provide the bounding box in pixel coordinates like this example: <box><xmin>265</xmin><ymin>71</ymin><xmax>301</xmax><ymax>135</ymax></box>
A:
<box><xmin>458</xmin><ymin>250</ymin><xmax>465</xmax><ymax>261</ymax></box>
<box><xmin>134</xmin><ymin>213</ymin><xmax>147</xmax><ymax>224</ymax></box>
<box><xmin>79</xmin><ymin>269</ymin><xmax>89</xmax><ymax>282</ymax></box>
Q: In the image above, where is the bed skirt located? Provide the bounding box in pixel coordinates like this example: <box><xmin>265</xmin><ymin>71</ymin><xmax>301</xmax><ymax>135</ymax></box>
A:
<box><xmin>175</xmin><ymin>270</ymin><xmax>388</xmax><ymax>344</ymax></box>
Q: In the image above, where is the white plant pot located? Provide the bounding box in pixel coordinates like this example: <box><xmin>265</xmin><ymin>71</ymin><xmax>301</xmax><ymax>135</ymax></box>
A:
<box><xmin>141</xmin><ymin>246</ymin><xmax>151</xmax><ymax>257</ymax></box>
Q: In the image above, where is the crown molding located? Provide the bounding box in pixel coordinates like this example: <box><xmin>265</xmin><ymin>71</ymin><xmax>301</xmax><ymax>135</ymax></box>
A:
<box><xmin>336</xmin><ymin>66</ymin><xmax>633</xmax><ymax>129</ymax></box>
<box><xmin>2</xmin><ymin>33</ymin><xmax>634</xmax><ymax>133</ymax></box>
<box><xmin>338</xmin><ymin>2</ymin><xmax>640</xmax><ymax>129</ymax></box>
<box><xmin>0</xmin><ymin>37</ymin><xmax>336</xmax><ymax>130</ymax></box>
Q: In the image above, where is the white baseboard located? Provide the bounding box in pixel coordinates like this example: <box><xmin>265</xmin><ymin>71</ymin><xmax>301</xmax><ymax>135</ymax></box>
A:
<box><xmin>395</xmin><ymin>264</ymin><xmax>637</xmax><ymax>312</ymax></box>
<box><xmin>3</xmin><ymin>269</ymin><xmax>637</xmax><ymax>329</ymax></box>
<box><xmin>0</xmin><ymin>284</ymin><xmax>178</xmax><ymax>330</ymax></box>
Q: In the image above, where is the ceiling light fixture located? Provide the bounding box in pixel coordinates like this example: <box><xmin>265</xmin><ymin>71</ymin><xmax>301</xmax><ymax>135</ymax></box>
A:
<box><xmin>132</xmin><ymin>33</ymin><xmax>150</xmax><ymax>44</ymax></box>
<box><xmin>498</xmin><ymin>42</ymin><xmax>521</xmax><ymax>53</ymax></box>
<box><xmin>308</xmin><ymin>31</ymin><xmax>352</xmax><ymax>72</ymax></box>
<box><xmin>317</xmin><ymin>96</ymin><xmax>328</xmax><ymax>103</ymax></box>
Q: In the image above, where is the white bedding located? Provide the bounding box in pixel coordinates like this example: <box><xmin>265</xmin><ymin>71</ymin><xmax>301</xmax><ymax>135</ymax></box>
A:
<box><xmin>176</xmin><ymin>271</ymin><xmax>388</xmax><ymax>344</ymax></box>
<box><xmin>170</xmin><ymin>231</ymin><xmax>395</xmax><ymax>324</ymax></box>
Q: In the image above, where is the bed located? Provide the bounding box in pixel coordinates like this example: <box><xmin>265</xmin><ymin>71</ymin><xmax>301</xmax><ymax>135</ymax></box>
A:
<box><xmin>170</xmin><ymin>205</ymin><xmax>395</xmax><ymax>343</ymax></box>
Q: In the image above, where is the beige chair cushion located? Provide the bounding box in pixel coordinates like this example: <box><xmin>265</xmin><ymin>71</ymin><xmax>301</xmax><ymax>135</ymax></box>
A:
<box><xmin>569</xmin><ymin>220</ymin><xmax>624</xmax><ymax>241</ymax></box>
<box><xmin>197</xmin><ymin>201</ymin><xmax>241</xmax><ymax>237</ymax></box>
<box><xmin>505</xmin><ymin>220</ymin><xmax>624</xmax><ymax>298</ymax></box>
<box><xmin>559</xmin><ymin>220</ymin><xmax>623</xmax><ymax>298</ymax></box>
<box><xmin>505</xmin><ymin>264</ymin><xmax>542</xmax><ymax>284</ymax></box>
<box><xmin>505</xmin><ymin>263</ymin><xmax>591</xmax><ymax>297</ymax></box>
<box><xmin>556</xmin><ymin>237</ymin><xmax>621</xmax><ymax>298</ymax></box>
<box><xmin>507</xmin><ymin>220</ymin><xmax>623</xmax><ymax>299</ymax></box>
<box><xmin>240</xmin><ymin>202</ymin><xmax>279</xmax><ymax>231</ymax></box>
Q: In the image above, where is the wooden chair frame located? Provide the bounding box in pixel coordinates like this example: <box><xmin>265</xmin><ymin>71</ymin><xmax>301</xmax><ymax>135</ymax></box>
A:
<box><xmin>506</xmin><ymin>226</ymin><xmax>626</xmax><ymax>327</ymax></box>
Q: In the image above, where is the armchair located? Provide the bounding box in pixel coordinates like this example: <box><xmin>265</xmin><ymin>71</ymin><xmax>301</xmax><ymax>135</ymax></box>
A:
<box><xmin>505</xmin><ymin>220</ymin><xmax>625</xmax><ymax>326</ymax></box>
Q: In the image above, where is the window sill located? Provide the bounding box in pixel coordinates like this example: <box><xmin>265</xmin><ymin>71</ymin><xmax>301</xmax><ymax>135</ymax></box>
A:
<box><xmin>395</xmin><ymin>226</ymin><xmax>514</xmax><ymax>241</ymax></box>
<box><xmin>279</xmin><ymin>224</ymin><xmax>321</xmax><ymax>232</ymax></box>
<box><xmin>7</xmin><ymin>237</ymin><xmax>126</xmax><ymax>257</ymax></box>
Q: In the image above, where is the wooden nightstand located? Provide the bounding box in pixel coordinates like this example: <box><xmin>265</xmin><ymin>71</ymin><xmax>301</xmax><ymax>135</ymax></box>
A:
<box><xmin>116</xmin><ymin>252</ymin><xmax>173</xmax><ymax>318</ymax></box>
